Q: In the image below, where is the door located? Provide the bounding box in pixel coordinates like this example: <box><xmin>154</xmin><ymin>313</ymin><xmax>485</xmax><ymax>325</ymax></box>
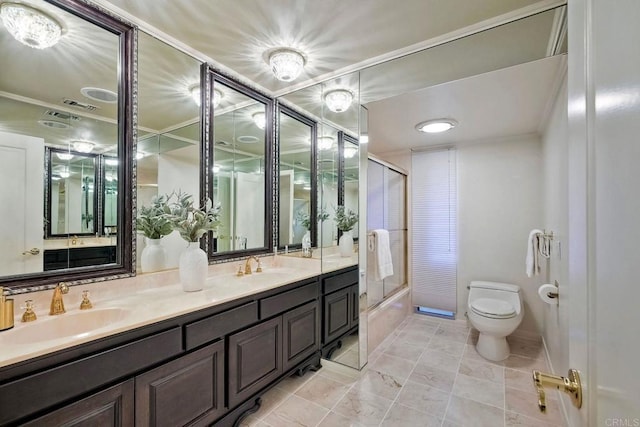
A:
<box><xmin>568</xmin><ymin>0</ymin><xmax>640</xmax><ymax>425</ymax></box>
<box><xmin>235</xmin><ymin>171</ymin><xmax>264</xmax><ymax>249</ymax></box>
<box><xmin>0</xmin><ymin>132</ymin><xmax>44</xmax><ymax>275</ymax></box>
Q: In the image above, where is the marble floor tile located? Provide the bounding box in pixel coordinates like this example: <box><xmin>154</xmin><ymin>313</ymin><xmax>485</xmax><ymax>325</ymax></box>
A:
<box><xmin>275</xmin><ymin>371</ymin><xmax>314</xmax><ymax>393</ymax></box>
<box><xmin>506</xmin><ymin>410</ymin><xmax>565</xmax><ymax>427</ymax></box>
<box><xmin>427</xmin><ymin>336</ymin><xmax>467</xmax><ymax>357</ymax></box>
<box><xmin>507</xmin><ymin>336</ymin><xmax>546</xmax><ymax>360</ymax></box>
<box><xmin>395</xmin><ymin>379</ymin><xmax>450</xmax><ymax>418</ymax></box>
<box><xmin>504</xmin><ymin>368</ymin><xmax>539</xmax><ymax>394</ymax></box>
<box><xmin>452</xmin><ymin>373</ymin><xmax>505</xmax><ymax>409</ymax></box>
<box><xmin>503</xmin><ymin>354</ymin><xmax>548</xmax><ymax>373</ymax></box>
<box><xmin>333</xmin><ymin>388</ymin><xmax>394</xmax><ymax>426</ymax></box>
<box><xmin>263</xmin><ymin>394</ymin><xmax>329</xmax><ymax>427</ymax></box>
<box><xmin>435</xmin><ymin>324</ymin><xmax>471</xmax><ymax>344</ymax></box>
<box><xmin>352</xmin><ymin>369</ymin><xmax>404</xmax><ymax>401</ymax></box>
<box><xmin>444</xmin><ymin>395</ymin><xmax>506</xmax><ymax>427</ymax></box>
<box><xmin>383</xmin><ymin>341</ymin><xmax>425</xmax><ymax>362</ymax></box>
<box><xmin>505</xmin><ymin>386</ymin><xmax>564</xmax><ymax>425</ymax></box>
<box><xmin>381</xmin><ymin>402</ymin><xmax>442</xmax><ymax>427</ymax></box>
<box><xmin>369</xmin><ymin>353</ymin><xmax>417</xmax><ymax>381</ymax></box>
<box><xmin>295</xmin><ymin>375</ymin><xmax>352</xmax><ymax>410</ymax></box>
<box><xmin>401</xmin><ymin>321</ymin><xmax>439</xmax><ymax>336</ymax></box>
<box><xmin>317</xmin><ymin>364</ymin><xmax>359</xmax><ymax>386</ymax></box>
<box><xmin>462</xmin><ymin>344</ymin><xmax>505</xmax><ymax>367</ymax></box>
<box><xmin>418</xmin><ymin>349</ymin><xmax>462</xmax><ymax>373</ymax></box>
<box><xmin>317</xmin><ymin>411</ymin><xmax>367</xmax><ymax>427</ymax></box>
<box><xmin>242</xmin><ymin>386</ymin><xmax>291</xmax><ymax>422</ymax></box>
<box><xmin>408</xmin><ymin>363</ymin><xmax>457</xmax><ymax>393</ymax></box>
<box><xmin>458</xmin><ymin>357</ymin><xmax>505</xmax><ymax>384</ymax></box>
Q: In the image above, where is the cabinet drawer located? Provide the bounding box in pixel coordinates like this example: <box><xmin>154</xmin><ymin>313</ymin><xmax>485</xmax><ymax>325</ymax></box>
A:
<box><xmin>0</xmin><ymin>327</ymin><xmax>182</xmax><ymax>426</ymax></box>
<box><xmin>322</xmin><ymin>268</ymin><xmax>358</xmax><ymax>294</ymax></box>
<box><xmin>185</xmin><ymin>301</ymin><xmax>258</xmax><ymax>350</ymax></box>
<box><xmin>260</xmin><ymin>281</ymin><xmax>317</xmax><ymax>319</ymax></box>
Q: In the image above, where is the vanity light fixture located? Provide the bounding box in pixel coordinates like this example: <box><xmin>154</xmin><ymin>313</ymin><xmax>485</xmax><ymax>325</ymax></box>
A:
<box><xmin>324</xmin><ymin>89</ymin><xmax>353</xmax><ymax>113</ymax></box>
<box><xmin>72</xmin><ymin>140</ymin><xmax>94</xmax><ymax>153</ymax></box>
<box><xmin>0</xmin><ymin>2</ymin><xmax>63</xmax><ymax>49</ymax></box>
<box><xmin>252</xmin><ymin>111</ymin><xmax>266</xmax><ymax>130</ymax></box>
<box><xmin>190</xmin><ymin>85</ymin><xmax>223</xmax><ymax>108</ymax></box>
<box><xmin>343</xmin><ymin>146</ymin><xmax>358</xmax><ymax>159</ymax></box>
<box><xmin>56</xmin><ymin>152</ymin><xmax>73</xmax><ymax>161</ymax></box>
<box><xmin>318</xmin><ymin>136</ymin><xmax>334</xmax><ymax>151</ymax></box>
<box><xmin>415</xmin><ymin>118</ymin><xmax>458</xmax><ymax>133</ymax></box>
<box><xmin>269</xmin><ymin>48</ymin><xmax>305</xmax><ymax>82</ymax></box>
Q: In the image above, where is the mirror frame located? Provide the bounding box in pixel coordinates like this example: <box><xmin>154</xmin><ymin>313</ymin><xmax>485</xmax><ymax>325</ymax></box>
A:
<box><xmin>276</xmin><ymin>103</ymin><xmax>318</xmax><ymax>249</ymax></box>
<box><xmin>45</xmin><ymin>147</ymin><xmax>99</xmax><ymax>237</ymax></box>
<box><xmin>205</xmin><ymin>68</ymin><xmax>274</xmax><ymax>260</ymax></box>
<box><xmin>1</xmin><ymin>0</ymin><xmax>135</xmax><ymax>290</ymax></box>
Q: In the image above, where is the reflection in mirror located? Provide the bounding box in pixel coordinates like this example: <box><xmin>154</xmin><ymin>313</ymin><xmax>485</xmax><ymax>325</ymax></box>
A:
<box><xmin>136</xmin><ymin>31</ymin><xmax>202</xmax><ymax>272</ymax></box>
<box><xmin>209</xmin><ymin>73</ymin><xmax>272</xmax><ymax>258</ymax></box>
<box><xmin>47</xmin><ymin>149</ymin><xmax>97</xmax><ymax>236</ymax></box>
<box><xmin>278</xmin><ymin>106</ymin><xmax>316</xmax><ymax>251</ymax></box>
<box><xmin>0</xmin><ymin>0</ymin><xmax>134</xmax><ymax>288</ymax></box>
<box><xmin>318</xmin><ymin>125</ymin><xmax>339</xmax><ymax>249</ymax></box>
<box><xmin>341</xmin><ymin>134</ymin><xmax>359</xmax><ymax>241</ymax></box>
<box><xmin>103</xmin><ymin>156</ymin><xmax>118</xmax><ymax>231</ymax></box>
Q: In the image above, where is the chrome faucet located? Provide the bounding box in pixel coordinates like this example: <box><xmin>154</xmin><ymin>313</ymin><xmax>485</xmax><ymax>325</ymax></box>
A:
<box><xmin>50</xmin><ymin>282</ymin><xmax>69</xmax><ymax>315</ymax></box>
<box><xmin>244</xmin><ymin>256</ymin><xmax>262</xmax><ymax>275</ymax></box>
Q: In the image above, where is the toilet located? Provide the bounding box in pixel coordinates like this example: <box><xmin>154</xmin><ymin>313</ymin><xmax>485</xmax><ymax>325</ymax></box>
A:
<box><xmin>467</xmin><ymin>281</ymin><xmax>523</xmax><ymax>361</ymax></box>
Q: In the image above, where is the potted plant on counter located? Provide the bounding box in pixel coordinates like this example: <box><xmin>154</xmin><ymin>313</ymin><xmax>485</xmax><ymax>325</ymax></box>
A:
<box><xmin>334</xmin><ymin>205</ymin><xmax>358</xmax><ymax>257</ymax></box>
<box><xmin>167</xmin><ymin>191</ymin><xmax>221</xmax><ymax>292</ymax></box>
<box><xmin>136</xmin><ymin>195</ymin><xmax>173</xmax><ymax>273</ymax></box>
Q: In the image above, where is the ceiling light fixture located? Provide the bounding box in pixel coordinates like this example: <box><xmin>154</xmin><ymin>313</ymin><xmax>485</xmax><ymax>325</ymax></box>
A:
<box><xmin>59</xmin><ymin>168</ymin><xmax>70</xmax><ymax>178</ymax></box>
<box><xmin>81</xmin><ymin>87</ymin><xmax>117</xmax><ymax>103</ymax></box>
<box><xmin>56</xmin><ymin>152</ymin><xmax>73</xmax><ymax>161</ymax></box>
<box><xmin>318</xmin><ymin>136</ymin><xmax>334</xmax><ymax>151</ymax></box>
<box><xmin>252</xmin><ymin>112</ymin><xmax>266</xmax><ymax>130</ymax></box>
<box><xmin>0</xmin><ymin>2</ymin><xmax>63</xmax><ymax>49</ymax></box>
<box><xmin>415</xmin><ymin>118</ymin><xmax>458</xmax><ymax>133</ymax></box>
<box><xmin>190</xmin><ymin>86</ymin><xmax>223</xmax><ymax>108</ymax></box>
<box><xmin>72</xmin><ymin>140</ymin><xmax>94</xmax><ymax>153</ymax></box>
<box><xmin>343</xmin><ymin>146</ymin><xmax>358</xmax><ymax>159</ymax></box>
<box><xmin>324</xmin><ymin>89</ymin><xmax>353</xmax><ymax>113</ymax></box>
<box><xmin>212</xmin><ymin>165</ymin><xmax>220</xmax><ymax>173</ymax></box>
<box><xmin>269</xmin><ymin>48</ymin><xmax>305</xmax><ymax>82</ymax></box>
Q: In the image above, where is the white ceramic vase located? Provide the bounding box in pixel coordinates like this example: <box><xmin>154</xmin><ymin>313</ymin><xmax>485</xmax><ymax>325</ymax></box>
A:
<box><xmin>339</xmin><ymin>230</ymin><xmax>354</xmax><ymax>257</ymax></box>
<box><xmin>140</xmin><ymin>238</ymin><xmax>166</xmax><ymax>273</ymax></box>
<box><xmin>179</xmin><ymin>241</ymin><xmax>207</xmax><ymax>292</ymax></box>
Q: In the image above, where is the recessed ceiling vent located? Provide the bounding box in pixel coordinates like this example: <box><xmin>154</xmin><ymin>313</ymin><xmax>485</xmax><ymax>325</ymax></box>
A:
<box><xmin>81</xmin><ymin>87</ymin><xmax>117</xmax><ymax>103</ymax></box>
<box><xmin>62</xmin><ymin>98</ymin><xmax>99</xmax><ymax>111</ymax></box>
<box><xmin>44</xmin><ymin>109</ymin><xmax>81</xmax><ymax>121</ymax></box>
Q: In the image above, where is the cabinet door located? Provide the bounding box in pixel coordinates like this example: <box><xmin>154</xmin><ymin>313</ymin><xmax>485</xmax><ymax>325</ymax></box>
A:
<box><xmin>323</xmin><ymin>287</ymin><xmax>352</xmax><ymax>344</ymax></box>
<box><xmin>351</xmin><ymin>284</ymin><xmax>360</xmax><ymax>326</ymax></box>
<box><xmin>228</xmin><ymin>316</ymin><xmax>282</xmax><ymax>408</ymax></box>
<box><xmin>22</xmin><ymin>380</ymin><xmax>134</xmax><ymax>427</ymax></box>
<box><xmin>282</xmin><ymin>301</ymin><xmax>320</xmax><ymax>372</ymax></box>
<box><xmin>135</xmin><ymin>341</ymin><xmax>225</xmax><ymax>427</ymax></box>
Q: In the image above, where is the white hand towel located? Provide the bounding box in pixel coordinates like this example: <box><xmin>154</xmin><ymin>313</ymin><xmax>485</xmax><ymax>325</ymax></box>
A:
<box><xmin>526</xmin><ymin>229</ymin><xmax>543</xmax><ymax>277</ymax></box>
<box><xmin>372</xmin><ymin>229</ymin><xmax>393</xmax><ymax>281</ymax></box>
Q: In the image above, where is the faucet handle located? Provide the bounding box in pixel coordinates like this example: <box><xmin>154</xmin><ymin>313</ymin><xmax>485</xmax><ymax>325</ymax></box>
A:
<box><xmin>58</xmin><ymin>282</ymin><xmax>69</xmax><ymax>294</ymax></box>
<box><xmin>80</xmin><ymin>290</ymin><xmax>93</xmax><ymax>310</ymax></box>
<box><xmin>256</xmin><ymin>259</ymin><xmax>262</xmax><ymax>273</ymax></box>
<box><xmin>21</xmin><ymin>300</ymin><xmax>37</xmax><ymax>322</ymax></box>
<box><xmin>236</xmin><ymin>264</ymin><xmax>244</xmax><ymax>277</ymax></box>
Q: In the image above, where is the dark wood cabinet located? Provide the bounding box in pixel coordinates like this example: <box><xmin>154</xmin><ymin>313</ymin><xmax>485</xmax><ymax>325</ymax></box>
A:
<box><xmin>44</xmin><ymin>246</ymin><xmax>117</xmax><ymax>271</ymax></box>
<box><xmin>228</xmin><ymin>316</ymin><xmax>283</xmax><ymax>408</ymax></box>
<box><xmin>282</xmin><ymin>300</ymin><xmax>320</xmax><ymax>372</ymax></box>
<box><xmin>351</xmin><ymin>284</ymin><xmax>360</xmax><ymax>326</ymax></box>
<box><xmin>323</xmin><ymin>286</ymin><xmax>352</xmax><ymax>344</ymax></box>
<box><xmin>320</xmin><ymin>266</ymin><xmax>360</xmax><ymax>358</ymax></box>
<box><xmin>22</xmin><ymin>380</ymin><xmax>134</xmax><ymax>427</ymax></box>
<box><xmin>135</xmin><ymin>341</ymin><xmax>225</xmax><ymax>427</ymax></box>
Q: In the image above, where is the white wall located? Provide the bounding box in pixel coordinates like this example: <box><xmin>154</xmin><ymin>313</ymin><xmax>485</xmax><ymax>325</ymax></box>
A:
<box><xmin>541</xmin><ymin>76</ymin><xmax>569</xmax><ymax>374</ymax></box>
<box><xmin>457</xmin><ymin>135</ymin><xmax>544</xmax><ymax>333</ymax></box>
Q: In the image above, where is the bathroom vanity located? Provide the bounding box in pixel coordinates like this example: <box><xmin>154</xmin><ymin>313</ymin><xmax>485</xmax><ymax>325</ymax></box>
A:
<box><xmin>0</xmin><ymin>260</ymin><xmax>358</xmax><ymax>426</ymax></box>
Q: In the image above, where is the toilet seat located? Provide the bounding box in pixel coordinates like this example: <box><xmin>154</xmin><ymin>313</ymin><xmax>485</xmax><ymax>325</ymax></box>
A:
<box><xmin>470</xmin><ymin>298</ymin><xmax>516</xmax><ymax>319</ymax></box>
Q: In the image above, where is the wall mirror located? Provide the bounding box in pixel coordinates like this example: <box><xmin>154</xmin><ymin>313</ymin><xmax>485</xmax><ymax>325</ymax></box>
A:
<box><xmin>277</xmin><ymin>105</ymin><xmax>317</xmax><ymax>250</ymax></box>
<box><xmin>0</xmin><ymin>0</ymin><xmax>134</xmax><ymax>289</ymax></box>
<box><xmin>340</xmin><ymin>133</ymin><xmax>359</xmax><ymax>242</ymax></box>
<box><xmin>136</xmin><ymin>31</ymin><xmax>202</xmax><ymax>271</ymax></box>
<box><xmin>207</xmin><ymin>71</ymin><xmax>273</xmax><ymax>259</ymax></box>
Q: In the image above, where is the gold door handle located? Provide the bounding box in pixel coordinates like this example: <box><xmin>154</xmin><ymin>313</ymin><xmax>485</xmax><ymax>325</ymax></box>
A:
<box><xmin>532</xmin><ymin>369</ymin><xmax>582</xmax><ymax>413</ymax></box>
<box><xmin>22</xmin><ymin>248</ymin><xmax>40</xmax><ymax>256</ymax></box>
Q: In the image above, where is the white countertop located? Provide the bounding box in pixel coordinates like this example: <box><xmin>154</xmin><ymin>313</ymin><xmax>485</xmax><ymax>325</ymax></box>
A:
<box><xmin>0</xmin><ymin>255</ymin><xmax>327</xmax><ymax>369</ymax></box>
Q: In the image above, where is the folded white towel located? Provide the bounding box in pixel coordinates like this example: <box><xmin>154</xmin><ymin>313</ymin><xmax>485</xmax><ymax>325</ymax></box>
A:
<box><xmin>372</xmin><ymin>229</ymin><xmax>393</xmax><ymax>281</ymax></box>
<box><xmin>526</xmin><ymin>229</ymin><xmax>543</xmax><ymax>277</ymax></box>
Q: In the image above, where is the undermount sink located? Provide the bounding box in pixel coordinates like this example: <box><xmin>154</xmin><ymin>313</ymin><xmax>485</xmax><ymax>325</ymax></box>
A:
<box><xmin>3</xmin><ymin>307</ymin><xmax>131</xmax><ymax>345</ymax></box>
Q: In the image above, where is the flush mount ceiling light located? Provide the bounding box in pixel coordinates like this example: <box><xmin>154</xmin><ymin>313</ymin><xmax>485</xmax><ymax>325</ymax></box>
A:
<box><xmin>415</xmin><ymin>118</ymin><xmax>458</xmax><ymax>133</ymax></box>
<box><xmin>72</xmin><ymin>140</ymin><xmax>94</xmax><ymax>153</ymax></box>
<box><xmin>38</xmin><ymin>119</ymin><xmax>70</xmax><ymax>129</ymax></box>
<box><xmin>252</xmin><ymin>112</ymin><xmax>266</xmax><ymax>130</ymax></box>
<box><xmin>56</xmin><ymin>152</ymin><xmax>73</xmax><ymax>161</ymax></box>
<box><xmin>81</xmin><ymin>87</ymin><xmax>117</xmax><ymax>104</ymax></box>
<box><xmin>324</xmin><ymin>89</ymin><xmax>353</xmax><ymax>113</ymax></box>
<box><xmin>343</xmin><ymin>146</ymin><xmax>358</xmax><ymax>159</ymax></box>
<box><xmin>190</xmin><ymin>85</ymin><xmax>223</xmax><ymax>108</ymax></box>
<box><xmin>237</xmin><ymin>135</ymin><xmax>259</xmax><ymax>144</ymax></box>
<box><xmin>0</xmin><ymin>2</ymin><xmax>63</xmax><ymax>49</ymax></box>
<box><xmin>269</xmin><ymin>48</ymin><xmax>305</xmax><ymax>82</ymax></box>
<box><xmin>318</xmin><ymin>136</ymin><xmax>334</xmax><ymax>151</ymax></box>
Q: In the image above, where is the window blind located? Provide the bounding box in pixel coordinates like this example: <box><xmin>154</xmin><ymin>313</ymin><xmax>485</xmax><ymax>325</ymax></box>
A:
<box><xmin>411</xmin><ymin>149</ymin><xmax>457</xmax><ymax>313</ymax></box>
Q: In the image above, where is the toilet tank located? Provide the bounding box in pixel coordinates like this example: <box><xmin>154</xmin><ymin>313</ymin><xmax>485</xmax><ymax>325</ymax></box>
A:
<box><xmin>469</xmin><ymin>281</ymin><xmax>520</xmax><ymax>293</ymax></box>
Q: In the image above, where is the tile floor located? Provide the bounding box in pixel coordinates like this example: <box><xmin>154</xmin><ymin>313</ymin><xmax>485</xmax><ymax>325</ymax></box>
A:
<box><xmin>241</xmin><ymin>314</ymin><xmax>566</xmax><ymax>427</ymax></box>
